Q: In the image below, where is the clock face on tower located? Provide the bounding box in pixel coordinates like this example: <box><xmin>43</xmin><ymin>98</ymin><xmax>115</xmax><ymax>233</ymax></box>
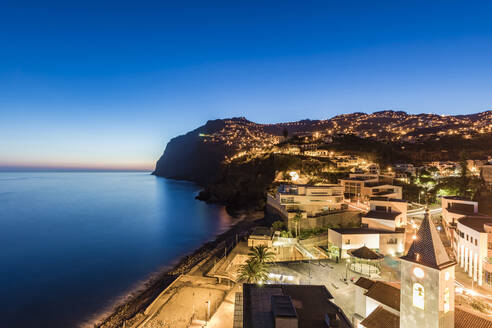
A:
<box><xmin>413</xmin><ymin>267</ymin><xmax>425</xmax><ymax>278</ymax></box>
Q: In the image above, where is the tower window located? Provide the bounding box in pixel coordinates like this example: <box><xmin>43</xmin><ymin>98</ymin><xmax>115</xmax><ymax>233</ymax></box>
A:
<box><xmin>413</xmin><ymin>283</ymin><xmax>425</xmax><ymax>310</ymax></box>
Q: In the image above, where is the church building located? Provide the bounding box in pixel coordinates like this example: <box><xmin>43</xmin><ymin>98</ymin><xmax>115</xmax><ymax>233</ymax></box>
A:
<box><xmin>355</xmin><ymin>209</ymin><xmax>492</xmax><ymax>328</ymax></box>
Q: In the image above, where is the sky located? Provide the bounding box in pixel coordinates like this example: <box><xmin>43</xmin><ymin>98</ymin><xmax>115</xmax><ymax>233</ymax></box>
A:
<box><xmin>1</xmin><ymin>1</ymin><xmax>492</xmax><ymax>170</ymax></box>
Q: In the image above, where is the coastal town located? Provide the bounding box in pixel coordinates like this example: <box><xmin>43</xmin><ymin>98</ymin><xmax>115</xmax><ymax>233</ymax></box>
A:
<box><xmin>7</xmin><ymin>3</ymin><xmax>492</xmax><ymax>328</ymax></box>
<box><xmin>105</xmin><ymin>126</ymin><xmax>492</xmax><ymax>328</ymax></box>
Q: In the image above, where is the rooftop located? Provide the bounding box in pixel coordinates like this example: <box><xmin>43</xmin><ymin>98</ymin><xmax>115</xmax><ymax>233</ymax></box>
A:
<box><xmin>458</xmin><ymin>216</ymin><xmax>492</xmax><ymax>233</ymax></box>
<box><xmin>242</xmin><ymin>284</ymin><xmax>351</xmax><ymax>328</ymax></box>
<box><xmin>330</xmin><ymin>227</ymin><xmax>404</xmax><ymax>235</ymax></box>
<box><xmin>359</xmin><ymin>297</ymin><xmax>492</xmax><ymax>328</ymax></box>
<box><xmin>354</xmin><ymin>277</ymin><xmax>375</xmax><ymax>290</ymax></box>
<box><xmin>271</xmin><ymin>295</ymin><xmax>297</xmax><ymax>318</ymax></box>
<box><xmin>443</xmin><ymin>196</ymin><xmax>475</xmax><ymax>201</ymax></box>
<box><xmin>364</xmin><ymin>281</ymin><xmax>401</xmax><ymax>311</ymax></box>
<box><xmin>369</xmin><ymin>197</ymin><xmax>407</xmax><ymax>203</ymax></box>
<box><xmin>250</xmin><ymin>226</ymin><xmax>272</xmax><ymax>238</ymax></box>
<box><xmin>363</xmin><ymin>210</ymin><xmax>401</xmax><ymax>221</ymax></box>
<box><xmin>348</xmin><ymin>246</ymin><xmax>384</xmax><ymax>260</ymax></box>
<box><xmin>365</xmin><ymin>182</ymin><xmax>397</xmax><ymax>188</ymax></box>
<box><xmin>360</xmin><ymin>305</ymin><xmax>399</xmax><ymax>328</ymax></box>
<box><xmin>455</xmin><ymin>306</ymin><xmax>492</xmax><ymax>328</ymax></box>
<box><xmin>400</xmin><ymin>209</ymin><xmax>456</xmax><ymax>270</ymax></box>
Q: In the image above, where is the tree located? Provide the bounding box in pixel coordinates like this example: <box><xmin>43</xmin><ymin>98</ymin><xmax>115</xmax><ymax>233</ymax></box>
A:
<box><xmin>238</xmin><ymin>258</ymin><xmax>268</xmax><ymax>283</ymax></box>
<box><xmin>248</xmin><ymin>245</ymin><xmax>275</xmax><ymax>264</ymax></box>
<box><xmin>272</xmin><ymin>220</ymin><xmax>285</xmax><ymax>232</ymax></box>
<box><xmin>292</xmin><ymin>212</ymin><xmax>302</xmax><ymax>238</ymax></box>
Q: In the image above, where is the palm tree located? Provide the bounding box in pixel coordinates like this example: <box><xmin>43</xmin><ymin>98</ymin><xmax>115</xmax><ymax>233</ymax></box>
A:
<box><xmin>238</xmin><ymin>259</ymin><xmax>268</xmax><ymax>283</ymax></box>
<box><xmin>293</xmin><ymin>212</ymin><xmax>302</xmax><ymax>238</ymax></box>
<box><xmin>248</xmin><ymin>245</ymin><xmax>275</xmax><ymax>264</ymax></box>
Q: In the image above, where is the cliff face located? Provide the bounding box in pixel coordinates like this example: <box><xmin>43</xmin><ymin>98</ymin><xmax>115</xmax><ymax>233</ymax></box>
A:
<box><xmin>152</xmin><ymin>119</ymin><xmax>232</xmax><ymax>185</ymax></box>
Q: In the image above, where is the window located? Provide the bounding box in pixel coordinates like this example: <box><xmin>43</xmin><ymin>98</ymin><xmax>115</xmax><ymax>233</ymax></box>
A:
<box><xmin>475</xmin><ymin>239</ymin><xmax>478</xmax><ymax>246</ymax></box>
<box><xmin>387</xmin><ymin>238</ymin><xmax>398</xmax><ymax>245</ymax></box>
<box><xmin>466</xmin><ymin>235</ymin><xmax>469</xmax><ymax>241</ymax></box>
<box><xmin>413</xmin><ymin>283</ymin><xmax>425</xmax><ymax>310</ymax></box>
<box><xmin>470</xmin><ymin>237</ymin><xmax>473</xmax><ymax>244</ymax></box>
<box><xmin>345</xmin><ymin>239</ymin><xmax>351</xmax><ymax>244</ymax></box>
<box><xmin>444</xmin><ymin>288</ymin><xmax>450</xmax><ymax>313</ymax></box>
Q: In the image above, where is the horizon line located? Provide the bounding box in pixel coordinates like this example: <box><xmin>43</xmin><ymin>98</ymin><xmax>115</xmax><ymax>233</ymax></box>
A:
<box><xmin>0</xmin><ymin>164</ymin><xmax>154</xmax><ymax>172</ymax></box>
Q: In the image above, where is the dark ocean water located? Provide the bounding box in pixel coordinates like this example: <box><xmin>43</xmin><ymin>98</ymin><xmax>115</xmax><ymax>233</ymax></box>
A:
<box><xmin>0</xmin><ymin>172</ymin><xmax>233</xmax><ymax>327</ymax></box>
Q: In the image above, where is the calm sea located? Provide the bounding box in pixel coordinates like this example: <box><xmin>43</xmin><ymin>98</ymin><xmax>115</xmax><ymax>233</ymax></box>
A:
<box><xmin>0</xmin><ymin>172</ymin><xmax>233</xmax><ymax>327</ymax></box>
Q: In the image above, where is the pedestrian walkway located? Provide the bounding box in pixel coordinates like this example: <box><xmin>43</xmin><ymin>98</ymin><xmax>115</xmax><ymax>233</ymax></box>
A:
<box><xmin>205</xmin><ymin>284</ymin><xmax>242</xmax><ymax>328</ymax></box>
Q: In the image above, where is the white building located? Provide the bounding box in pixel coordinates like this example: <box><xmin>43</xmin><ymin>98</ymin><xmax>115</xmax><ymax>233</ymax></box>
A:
<box><xmin>273</xmin><ymin>184</ymin><xmax>344</xmax><ymax>215</ymax></box>
<box><xmin>303</xmin><ymin>149</ymin><xmax>329</xmax><ymax>157</ymax></box>
<box><xmin>362</xmin><ymin>197</ymin><xmax>407</xmax><ymax>231</ymax></box>
<box><xmin>328</xmin><ymin>227</ymin><xmax>405</xmax><ymax>258</ymax></box>
<box><xmin>442</xmin><ymin>196</ymin><xmax>478</xmax><ymax>226</ymax></box>
<box><xmin>454</xmin><ymin>216</ymin><xmax>492</xmax><ymax>286</ymax></box>
<box><xmin>355</xmin><ymin>210</ymin><xmax>490</xmax><ymax>328</ymax></box>
<box><xmin>339</xmin><ymin>176</ymin><xmax>402</xmax><ymax>202</ymax></box>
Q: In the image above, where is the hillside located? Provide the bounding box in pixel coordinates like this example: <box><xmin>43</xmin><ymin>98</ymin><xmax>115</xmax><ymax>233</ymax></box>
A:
<box><xmin>153</xmin><ymin>110</ymin><xmax>492</xmax><ymax>212</ymax></box>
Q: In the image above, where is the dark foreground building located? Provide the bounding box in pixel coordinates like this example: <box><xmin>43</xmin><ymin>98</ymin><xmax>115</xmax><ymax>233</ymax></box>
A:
<box><xmin>235</xmin><ymin>283</ymin><xmax>351</xmax><ymax>328</ymax></box>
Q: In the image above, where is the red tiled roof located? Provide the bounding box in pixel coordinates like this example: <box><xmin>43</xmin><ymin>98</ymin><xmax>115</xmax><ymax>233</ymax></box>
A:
<box><xmin>354</xmin><ymin>277</ymin><xmax>375</xmax><ymax>290</ymax></box>
<box><xmin>364</xmin><ymin>281</ymin><xmax>401</xmax><ymax>311</ymax></box>
<box><xmin>455</xmin><ymin>307</ymin><xmax>492</xmax><ymax>328</ymax></box>
<box><xmin>360</xmin><ymin>306</ymin><xmax>399</xmax><ymax>328</ymax></box>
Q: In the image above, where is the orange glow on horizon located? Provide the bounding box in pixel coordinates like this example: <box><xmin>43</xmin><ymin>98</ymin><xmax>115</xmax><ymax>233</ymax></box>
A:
<box><xmin>0</xmin><ymin>161</ymin><xmax>154</xmax><ymax>171</ymax></box>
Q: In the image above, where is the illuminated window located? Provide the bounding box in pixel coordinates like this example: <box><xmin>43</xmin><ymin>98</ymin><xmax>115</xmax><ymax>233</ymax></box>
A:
<box><xmin>413</xmin><ymin>283</ymin><xmax>425</xmax><ymax>309</ymax></box>
<box><xmin>444</xmin><ymin>288</ymin><xmax>450</xmax><ymax>313</ymax></box>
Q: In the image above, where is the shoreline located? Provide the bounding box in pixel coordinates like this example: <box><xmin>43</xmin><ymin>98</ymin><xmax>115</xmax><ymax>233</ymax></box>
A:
<box><xmin>93</xmin><ymin>211</ymin><xmax>262</xmax><ymax>328</ymax></box>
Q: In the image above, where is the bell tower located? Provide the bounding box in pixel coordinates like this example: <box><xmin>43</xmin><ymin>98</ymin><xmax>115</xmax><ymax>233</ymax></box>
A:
<box><xmin>399</xmin><ymin>209</ymin><xmax>456</xmax><ymax>328</ymax></box>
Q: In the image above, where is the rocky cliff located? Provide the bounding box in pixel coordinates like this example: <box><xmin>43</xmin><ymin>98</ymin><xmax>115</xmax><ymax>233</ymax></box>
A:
<box><xmin>152</xmin><ymin>119</ymin><xmax>233</xmax><ymax>185</ymax></box>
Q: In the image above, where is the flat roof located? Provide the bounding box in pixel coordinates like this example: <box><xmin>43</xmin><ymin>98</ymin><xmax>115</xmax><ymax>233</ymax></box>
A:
<box><xmin>458</xmin><ymin>216</ymin><xmax>492</xmax><ymax>233</ymax></box>
<box><xmin>370</xmin><ymin>197</ymin><xmax>407</xmax><ymax>203</ymax></box>
<box><xmin>443</xmin><ymin>195</ymin><xmax>473</xmax><ymax>200</ymax></box>
<box><xmin>363</xmin><ymin>210</ymin><xmax>401</xmax><ymax>221</ymax></box>
<box><xmin>330</xmin><ymin>227</ymin><xmax>403</xmax><ymax>235</ymax></box>
<box><xmin>243</xmin><ymin>284</ymin><xmax>351</xmax><ymax>328</ymax></box>
<box><xmin>250</xmin><ymin>226</ymin><xmax>272</xmax><ymax>237</ymax></box>
<box><xmin>365</xmin><ymin>182</ymin><xmax>398</xmax><ymax>188</ymax></box>
<box><xmin>340</xmin><ymin>177</ymin><xmax>374</xmax><ymax>181</ymax></box>
<box><xmin>271</xmin><ymin>295</ymin><xmax>297</xmax><ymax>318</ymax></box>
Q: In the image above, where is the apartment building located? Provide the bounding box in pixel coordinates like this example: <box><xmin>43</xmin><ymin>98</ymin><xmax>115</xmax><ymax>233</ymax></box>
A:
<box><xmin>339</xmin><ymin>176</ymin><xmax>402</xmax><ymax>202</ymax></box>
<box><xmin>442</xmin><ymin>196</ymin><xmax>479</xmax><ymax>226</ymax></box>
<box><xmin>362</xmin><ymin>197</ymin><xmax>407</xmax><ymax>231</ymax></box>
<box><xmin>328</xmin><ymin>228</ymin><xmax>405</xmax><ymax>259</ymax></box>
<box><xmin>454</xmin><ymin>216</ymin><xmax>492</xmax><ymax>286</ymax></box>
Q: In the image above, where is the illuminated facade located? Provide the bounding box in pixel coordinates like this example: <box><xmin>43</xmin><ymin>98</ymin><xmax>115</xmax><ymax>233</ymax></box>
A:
<box><xmin>454</xmin><ymin>216</ymin><xmax>492</xmax><ymax>286</ymax></box>
<box><xmin>399</xmin><ymin>209</ymin><xmax>456</xmax><ymax>328</ymax></box>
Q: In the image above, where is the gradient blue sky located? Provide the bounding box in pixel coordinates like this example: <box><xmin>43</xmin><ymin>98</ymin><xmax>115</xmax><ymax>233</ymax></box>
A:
<box><xmin>1</xmin><ymin>1</ymin><xmax>492</xmax><ymax>170</ymax></box>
